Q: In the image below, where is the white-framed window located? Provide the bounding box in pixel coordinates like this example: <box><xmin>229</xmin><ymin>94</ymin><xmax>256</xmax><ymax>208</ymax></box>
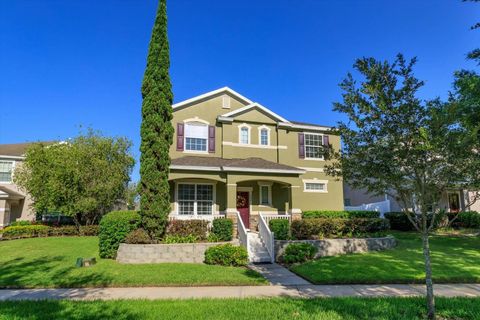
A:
<box><xmin>0</xmin><ymin>161</ymin><xmax>14</xmax><ymax>183</ymax></box>
<box><xmin>304</xmin><ymin>133</ymin><xmax>324</xmax><ymax>159</ymax></box>
<box><xmin>238</xmin><ymin>124</ymin><xmax>251</xmax><ymax>144</ymax></box>
<box><xmin>177</xmin><ymin>183</ymin><xmax>214</xmax><ymax>215</ymax></box>
<box><xmin>185</xmin><ymin>121</ymin><xmax>208</xmax><ymax>152</ymax></box>
<box><xmin>258</xmin><ymin>182</ymin><xmax>272</xmax><ymax>206</ymax></box>
<box><xmin>222</xmin><ymin>95</ymin><xmax>231</xmax><ymax>109</ymax></box>
<box><xmin>258</xmin><ymin>126</ymin><xmax>270</xmax><ymax>146</ymax></box>
<box><xmin>303</xmin><ymin>179</ymin><xmax>328</xmax><ymax>193</ymax></box>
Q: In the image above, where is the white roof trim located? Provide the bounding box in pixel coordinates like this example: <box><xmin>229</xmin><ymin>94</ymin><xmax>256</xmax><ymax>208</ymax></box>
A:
<box><xmin>220</xmin><ymin>103</ymin><xmax>290</xmax><ymax>123</ymax></box>
<box><xmin>222</xmin><ymin>166</ymin><xmax>305</xmax><ymax>174</ymax></box>
<box><xmin>279</xmin><ymin>122</ymin><xmax>332</xmax><ymax>131</ymax></box>
<box><xmin>170</xmin><ymin>165</ymin><xmax>221</xmax><ymax>171</ymax></box>
<box><xmin>172</xmin><ymin>87</ymin><xmax>253</xmax><ymax>110</ymax></box>
<box><xmin>0</xmin><ymin>155</ymin><xmax>24</xmax><ymax>160</ymax></box>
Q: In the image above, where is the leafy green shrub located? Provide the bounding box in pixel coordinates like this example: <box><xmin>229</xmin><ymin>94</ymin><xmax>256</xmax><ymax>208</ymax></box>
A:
<box><xmin>48</xmin><ymin>226</ymin><xmax>79</xmax><ymax>236</ymax></box>
<box><xmin>290</xmin><ymin>218</ymin><xmax>389</xmax><ymax>239</ymax></box>
<box><xmin>79</xmin><ymin>225</ymin><xmax>100</xmax><ymax>236</ymax></box>
<box><xmin>99</xmin><ymin>210</ymin><xmax>140</xmax><ymax>259</ymax></box>
<box><xmin>166</xmin><ymin>219</ymin><xmax>208</xmax><ymax>240</ymax></box>
<box><xmin>269</xmin><ymin>219</ymin><xmax>289</xmax><ymax>240</ymax></box>
<box><xmin>10</xmin><ymin>220</ymin><xmax>32</xmax><ymax>226</ymax></box>
<box><xmin>211</xmin><ymin>218</ymin><xmax>233</xmax><ymax>241</ymax></box>
<box><xmin>282</xmin><ymin>243</ymin><xmax>317</xmax><ymax>264</ymax></box>
<box><xmin>1</xmin><ymin>225</ymin><xmax>50</xmax><ymax>239</ymax></box>
<box><xmin>204</xmin><ymin>244</ymin><xmax>248</xmax><ymax>266</ymax></box>
<box><xmin>207</xmin><ymin>233</ymin><xmax>222</xmax><ymax>242</ymax></box>
<box><xmin>125</xmin><ymin>228</ymin><xmax>152</xmax><ymax>244</ymax></box>
<box><xmin>163</xmin><ymin>234</ymin><xmax>198</xmax><ymax>243</ymax></box>
<box><xmin>455</xmin><ymin>211</ymin><xmax>480</xmax><ymax>228</ymax></box>
<box><xmin>384</xmin><ymin>212</ymin><xmax>416</xmax><ymax>231</ymax></box>
<box><xmin>303</xmin><ymin>210</ymin><xmax>379</xmax><ymax>219</ymax></box>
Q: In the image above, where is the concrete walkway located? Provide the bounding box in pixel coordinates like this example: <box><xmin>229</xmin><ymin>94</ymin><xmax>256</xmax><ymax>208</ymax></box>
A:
<box><xmin>0</xmin><ymin>284</ymin><xmax>479</xmax><ymax>300</ymax></box>
<box><xmin>249</xmin><ymin>263</ymin><xmax>310</xmax><ymax>286</ymax></box>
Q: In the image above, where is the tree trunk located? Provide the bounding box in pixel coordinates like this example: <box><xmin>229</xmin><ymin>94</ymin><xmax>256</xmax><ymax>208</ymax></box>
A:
<box><xmin>422</xmin><ymin>232</ymin><xmax>436</xmax><ymax>320</ymax></box>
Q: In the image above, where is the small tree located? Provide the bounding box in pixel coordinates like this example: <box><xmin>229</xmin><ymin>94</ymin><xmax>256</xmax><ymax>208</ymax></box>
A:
<box><xmin>325</xmin><ymin>54</ymin><xmax>480</xmax><ymax>320</ymax></box>
<box><xmin>14</xmin><ymin>131</ymin><xmax>135</xmax><ymax>226</ymax></box>
<box><xmin>139</xmin><ymin>0</ymin><xmax>174</xmax><ymax>240</ymax></box>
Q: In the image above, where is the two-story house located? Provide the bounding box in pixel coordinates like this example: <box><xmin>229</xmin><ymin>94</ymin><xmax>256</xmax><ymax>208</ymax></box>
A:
<box><xmin>168</xmin><ymin>87</ymin><xmax>344</xmax><ymax>229</ymax></box>
<box><xmin>0</xmin><ymin>143</ymin><xmax>36</xmax><ymax>228</ymax></box>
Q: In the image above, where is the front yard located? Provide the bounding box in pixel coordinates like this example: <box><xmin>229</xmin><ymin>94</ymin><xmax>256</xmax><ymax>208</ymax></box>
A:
<box><xmin>0</xmin><ymin>297</ymin><xmax>478</xmax><ymax>320</ymax></box>
<box><xmin>291</xmin><ymin>232</ymin><xmax>480</xmax><ymax>284</ymax></box>
<box><xmin>0</xmin><ymin>237</ymin><xmax>267</xmax><ymax>288</ymax></box>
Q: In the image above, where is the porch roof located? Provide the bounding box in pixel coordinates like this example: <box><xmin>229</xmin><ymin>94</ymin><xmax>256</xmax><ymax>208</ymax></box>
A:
<box><xmin>170</xmin><ymin>156</ymin><xmax>305</xmax><ymax>174</ymax></box>
<box><xmin>0</xmin><ymin>186</ymin><xmax>25</xmax><ymax>200</ymax></box>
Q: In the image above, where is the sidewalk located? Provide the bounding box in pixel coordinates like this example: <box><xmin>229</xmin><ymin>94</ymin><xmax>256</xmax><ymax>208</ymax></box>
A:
<box><xmin>0</xmin><ymin>284</ymin><xmax>479</xmax><ymax>300</ymax></box>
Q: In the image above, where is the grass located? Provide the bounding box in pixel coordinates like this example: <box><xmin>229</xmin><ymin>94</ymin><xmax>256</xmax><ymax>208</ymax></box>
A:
<box><xmin>291</xmin><ymin>231</ymin><xmax>480</xmax><ymax>284</ymax></box>
<box><xmin>0</xmin><ymin>297</ymin><xmax>479</xmax><ymax>320</ymax></box>
<box><xmin>0</xmin><ymin>237</ymin><xmax>267</xmax><ymax>288</ymax></box>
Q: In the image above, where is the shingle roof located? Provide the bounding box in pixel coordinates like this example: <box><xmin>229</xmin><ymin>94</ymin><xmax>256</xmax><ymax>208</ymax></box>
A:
<box><xmin>171</xmin><ymin>156</ymin><xmax>304</xmax><ymax>173</ymax></box>
<box><xmin>0</xmin><ymin>142</ymin><xmax>55</xmax><ymax>157</ymax></box>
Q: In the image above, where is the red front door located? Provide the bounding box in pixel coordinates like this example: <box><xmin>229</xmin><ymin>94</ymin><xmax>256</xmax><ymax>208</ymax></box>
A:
<box><xmin>236</xmin><ymin>191</ymin><xmax>250</xmax><ymax>229</ymax></box>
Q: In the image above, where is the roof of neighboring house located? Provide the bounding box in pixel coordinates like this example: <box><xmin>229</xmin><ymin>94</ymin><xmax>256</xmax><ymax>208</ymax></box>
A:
<box><xmin>0</xmin><ymin>142</ymin><xmax>54</xmax><ymax>157</ymax></box>
<box><xmin>171</xmin><ymin>156</ymin><xmax>305</xmax><ymax>174</ymax></box>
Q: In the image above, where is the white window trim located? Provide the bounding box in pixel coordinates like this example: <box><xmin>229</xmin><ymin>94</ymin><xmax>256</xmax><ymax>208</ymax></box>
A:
<box><xmin>183</xmin><ymin>119</ymin><xmax>209</xmax><ymax>154</ymax></box>
<box><xmin>258</xmin><ymin>125</ymin><xmax>271</xmax><ymax>146</ymax></box>
<box><xmin>222</xmin><ymin>95</ymin><xmax>231</xmax><ymax>109</ymax></box>
<box><xmin>175</xmin><ymin>182</ymin><xmax>216</xmax><ymax>216</ymax></box>
<box><xmin>258</xmin><ymin>182</ymin><xmax>273</xmax><ymax>206</ymax></box>
<box><xmin>238</xmin><ymin>123</ymin><xmax>251</xmax><ymax>145</ymax></box>
<box><xmin>303</xmin><ymin>179</ymin><xmax>328</xmax><ymax>193</ymax></box>
<box><xmin>304</xmin><ymin>132</ymin><xmax>325</xmax><ymax>161</ymax></box>
<box><xmin>0</xmin><ymin>160</ymin><xmax>15</xmax><ymax>184</ymax></box>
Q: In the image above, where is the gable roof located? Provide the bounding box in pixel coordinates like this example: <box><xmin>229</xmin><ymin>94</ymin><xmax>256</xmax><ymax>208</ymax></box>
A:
<box><xmin>219</xmin><ymin>102</ymin><xmax>289</xmax><ymax>123</ymax></box>
<box><xmin>172</xmin><ymin>87</ymin><xmax>253</xmax><ymax>110</ymax></box>
<box><xmin>171</xmin><ymin>156</ymin><xmax>305</xmax><ymax>174</ymax></box>
<box><xmin>0</xmin><ymin>141</ymin><xmax>55</xmax><ymax>158</ymax></box>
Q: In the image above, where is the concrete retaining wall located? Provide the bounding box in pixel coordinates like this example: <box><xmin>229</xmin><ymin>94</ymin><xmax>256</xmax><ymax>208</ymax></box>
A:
<box><xmin>116</xmin><ymin>240</ymin><xmax>239</xmax><ymax>264</ymax></box>
<box><xmin>274</xmin><ymin>236</ymin><xmax>396</xmax><ymax>262</ymax></box>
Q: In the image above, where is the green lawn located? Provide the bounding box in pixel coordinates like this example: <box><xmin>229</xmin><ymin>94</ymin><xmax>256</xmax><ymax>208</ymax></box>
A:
<box><xmin>292</xmin><ymin>232</ymin><xmax>480</xmax><ymax>284</ymax></box>
<box><xmin>0</xmin><ymin>237</ymin><xmax>266</xmax><ymax>288</ymax></box>
<box><xmin>0</xmin><ymin>297</ymin><xmax>478</xmax><ymax>320</ymax></box>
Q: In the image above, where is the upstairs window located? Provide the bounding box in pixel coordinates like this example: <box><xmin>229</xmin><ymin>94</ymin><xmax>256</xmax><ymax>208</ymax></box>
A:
<box><xmin>185</xmin><ymin>122</ymin><xmax>208</xmax><ymax>152</ymax></box>
<box><xmin>304</xmin><ymin>133</ymin><xmax>323</xmax><ymax>159</ymax></box>
<box><xmin>240</xmin><ymin>127</ymin><xmax>249</xmax><ymax>144</ymax></box>
<box><xmin>260</xmin><ymin>128</ymin><xmax>269</xmax><ymax>146</ymax></box>
<box><xmin>0</xmin><ymin>161</ymin><xmax>13</xmax><ymax>183</ymax></box>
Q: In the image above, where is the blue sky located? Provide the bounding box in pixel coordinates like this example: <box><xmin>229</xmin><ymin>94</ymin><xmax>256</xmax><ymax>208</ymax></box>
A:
<box><xmin>1</xmin><ymin>0</ymin><xmax>478</xmax><ymax>181</ymax></box>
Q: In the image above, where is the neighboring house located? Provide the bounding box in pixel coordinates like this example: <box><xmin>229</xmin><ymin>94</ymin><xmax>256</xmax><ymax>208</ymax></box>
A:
<box><xmin>0</xmin><ymin>143</ymin><xmax>37</xmax><ymax>228</ymax></box>
<box><xmin>344</xmin><ymin>184</ymin><xmax>480</xmax><ymax>214</ymax></box>
<box><xmin>168</xmin><ymin>87</ymin><xmax>344</xmax><ymax>229</ymax></box>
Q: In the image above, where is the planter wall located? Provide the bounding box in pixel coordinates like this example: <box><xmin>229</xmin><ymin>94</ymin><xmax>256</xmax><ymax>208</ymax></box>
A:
<box><xmin>274</xmin><ymin>236</ymin><xmax>396</xmax><ymax>262</ymax></box>
<box><xmin>116</xmin><ymin>240</ymin><xmax>239</xmax><ymax>264</ymax></box>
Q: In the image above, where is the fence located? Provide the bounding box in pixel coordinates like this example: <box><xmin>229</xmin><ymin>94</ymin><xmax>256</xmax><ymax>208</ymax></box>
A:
<box><xmin>345</xmin><ymin>199</ymin><xmax>391</xmax><ymax>216</ymax></box>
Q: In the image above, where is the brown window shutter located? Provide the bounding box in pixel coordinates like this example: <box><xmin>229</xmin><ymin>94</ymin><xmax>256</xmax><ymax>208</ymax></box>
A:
<box><xmin>208</xmin><ymin>125</ymin><xmax>215</xmax><ymax>153</ymax></box>
<box><xmin>298</xmin><ymin>133</ymin><xmax>305</xmax><ymax>158</ymax></box>
<box><xmin>176</xmin><ymin>123</ymin><xmax>184</xmax><ymax>151</ymax></box>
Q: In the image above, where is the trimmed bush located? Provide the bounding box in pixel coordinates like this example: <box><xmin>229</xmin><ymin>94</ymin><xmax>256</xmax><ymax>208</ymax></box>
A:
<box><xmin>125</xmin><ymin>228</ymin><xmax>152</xmax><ymax>244</ymax></box>
<box><xmin>166</xmin><ymin>220</ymin><xmax>208</xmax><ymax>240</ymax></box>
<box><xmin>163</xmin><ymin>234</ymin><xmax>198</xmax><ymax>243</ymax></box>
<box><xmin>303</xmin><ymin>210</ymin><xmax>379</xmax><ymax>219</ymax></box>
<box><xmin>1</xmin><ymin>225</ymin><xmax>50</xmax><ymax>239</ymax></box>
<box><xmin>211</xmin><ymin>218</ymin><xmax>233</xmax><ymax>241</ymax></box>
<box><xmin>79</xmin><ymin>225</ymin><xmax>100</xmax><ymax>236</ymax></box>
<box><xmin>290</xmin><ymin>218</ymin><xmax>389</xmax><ymax>240</ymax></box>
<box><xmin>269</xmin><ymin>219</ymin><xmax>289</xmax><ymax>240</ymax></box>
<box><xmin>204</xmin><ymin>244</ymin><xmax>248</xmax><ymax>266</ymax></box>
<box><xmin>48</xmin><ymin>226</ymin><xmax>78</xmax><ymax>237</ymax></box>
<box><xmin>384</xmin><ymin>212</ymin><xmax>416</xmax><ymax>231</ymax></box>
<box><xmin>455</xmin><ymin>211</ymin><xmax>480</xmax><ymax>228</ymax></box>
<box><xmin>282</xmin><ymin>243</ymin><xmax>317</xmax><ymax>264</ymax></box>
<box><xmin>10</xmin><ymin>220</ymin><xmax>32</xmax><ymax>226</ymax></box>
<box><xmin>99</xmin><ymin>210</ymin><xmax>140</xmax><ymax>259</ymax></box>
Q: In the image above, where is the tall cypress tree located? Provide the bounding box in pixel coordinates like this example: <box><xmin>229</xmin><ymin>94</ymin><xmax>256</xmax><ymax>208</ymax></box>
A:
<box><xmin>140</xmin><ymin>0</ymin><xmax>173</xmax><ymax>240</ymax></box>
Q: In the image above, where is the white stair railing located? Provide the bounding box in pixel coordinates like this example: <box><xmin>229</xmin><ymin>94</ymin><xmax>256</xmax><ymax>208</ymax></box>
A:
<box><xmin>258</xmin><ymin>213</ymin><xmax>275</xmax><ymax>263</ymax></box>
<box><xmin>236</xmin><ymin>211</ymin><xmax>250</xmax><ymax>260</ymax></box>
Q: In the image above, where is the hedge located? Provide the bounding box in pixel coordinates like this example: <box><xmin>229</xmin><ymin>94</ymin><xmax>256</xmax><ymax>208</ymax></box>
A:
<box><xmin>166</xmin><ymin>220</ymin><xmax>209</xmax><ymax>240</ymax></box>
<box><xmin>454</xmin><ymin>211</ymin><xmax>480</xmax><ymax>228</ymax></box>
<box><xmin>269</xmin><ymin>219</ymin><xmax>289</xmax><ymax>240</ymax></box>
<box><xmin>384</xmin><ymin>212</ymin><xmax>416</xmax><ymax>231</ymax></box>
<box><xmin>302</xmin><ymin>210</ymin><xmax>380</xmax><ymax>219</ymax></box>
<box><xmin>282</xmin><ymin>243</ymin><xmax>317</xmax><ymax>264</ymax></box>
<box><xmin>204</xmin><ymin>244</ymin><xmax>248</xmax><ymax>266</ymax></box>
<box><xmin>0</xmin><ymin>225</ymin><xmax>100</xmax><ymax>239</ymax></box>
<box><xmin>290</xmin><ymin>218</ymin><xmax>389</xmax><ymax>240</ymax></box>
<box><xmin>211</xmin><ymin>218</ymin><xmax>233</xmax><ymax>241</ymax></box>
<box><xmin>99</xmin><ymin>210</ymin><xmax>140</xmax><ymax>259</ymax></box>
